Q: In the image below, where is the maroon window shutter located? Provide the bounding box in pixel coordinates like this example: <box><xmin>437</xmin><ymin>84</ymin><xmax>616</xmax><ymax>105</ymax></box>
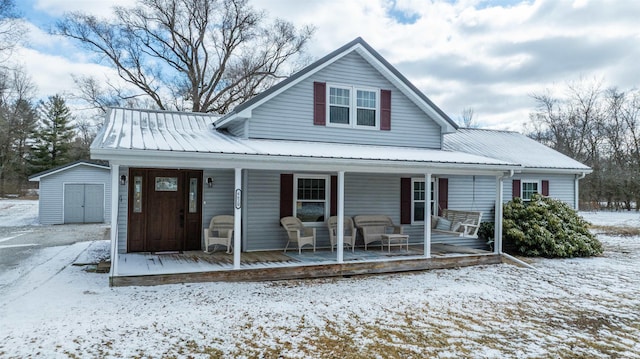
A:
<box><xmin>313</xmin><ymin>82</ymin><xmax>326</xmax><ymax>126</ymax></box>
<box><xmin>280</xmin><ymin>174</ymin><xmax>294</xmax><ymax>218</ymax></box>
<box><xmin>330</xmin><ymin>176</ymin><xmax>337</xmax><ymax>216</ymax></box>
<box><xmin>438</xmin><ymin>178</ymin><xmax>448</xmax><ymax>216</ymax></box>
<box><xmin>400</xmin><ymin>178</ymin><xmax>411</xmax><ymax>224</ymax></box>
<box><xmin>541</xmin><ymin>180</ymin><xmax>549</xmax><ymax>196</ymax></box>
<box><xmin>512</xmin><ymin>179</ymin><xmax>521</xmax><ymax>199</ymax></box>
<box><xmin>380</xmin><ymin>89</ymin><xmax>391</xmax><ymax>131</ymax></box>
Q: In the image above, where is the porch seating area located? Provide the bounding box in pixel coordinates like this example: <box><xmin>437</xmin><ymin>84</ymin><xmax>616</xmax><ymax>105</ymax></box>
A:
<box><xmin>353</xmin><ymin>215</ymin><xmax>404</xmax><ymax>250</ymax></box>
<box><xmin>432</xmin><ymin>209</ymin><xmax>483</xmax><ymax>238</ymax></box>
<box><xmin>327</xmin><ymin>216</ymin><xmax>357</xmax><ymax>252</ymax></box>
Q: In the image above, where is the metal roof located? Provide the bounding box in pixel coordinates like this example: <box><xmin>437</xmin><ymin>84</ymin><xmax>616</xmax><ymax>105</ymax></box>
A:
<box><xmin>92</xmin><ymin>108</ymin><xmax>518</xmax><ymax>172</ymax></box>
<box><xmin>443</xmin><ymin>128</ymin><xmax>591</xmax><ymax>172</ymax></box>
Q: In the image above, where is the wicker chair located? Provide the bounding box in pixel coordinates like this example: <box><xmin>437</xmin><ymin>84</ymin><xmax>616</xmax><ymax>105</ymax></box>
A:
<box><xmin>280</xmin><ymin>216</ymin><xmax>316</xmax><ymax>254</ymax></box>
<box><xmin>327</xmin><ymin>216</ymin><xmax>357</xmax><ymax>252</ymax></box>
<box><xmin>204</xmin><ymin>215</ymin><xmax>234</xmax><ymax>253</ymax></box>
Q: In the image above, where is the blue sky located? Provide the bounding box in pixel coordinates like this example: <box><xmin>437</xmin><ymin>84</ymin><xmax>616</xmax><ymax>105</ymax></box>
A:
<box><xmin>6</xmin><ymin>0</ymin><xmax>640</xmax><ymax>131</ymax></box>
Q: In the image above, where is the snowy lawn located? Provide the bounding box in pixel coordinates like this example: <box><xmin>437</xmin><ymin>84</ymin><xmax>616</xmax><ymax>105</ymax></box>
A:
<box><xmin>0</xmin><ymin>205</ymin><xmax>639</xmax><ymax>358</ymax></box>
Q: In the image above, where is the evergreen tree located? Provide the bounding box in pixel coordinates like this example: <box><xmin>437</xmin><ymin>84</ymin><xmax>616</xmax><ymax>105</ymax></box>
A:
<box><xmin>29</xmin><ymin>95</ymin><xmax>76</xmax><ymax>173</ymax></box>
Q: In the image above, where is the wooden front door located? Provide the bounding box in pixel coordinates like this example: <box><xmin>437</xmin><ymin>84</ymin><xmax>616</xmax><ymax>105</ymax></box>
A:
<box><xmin>127</xmin><ymin>169</ymin><xmax>203</xmax><ymax>252</ymax></box>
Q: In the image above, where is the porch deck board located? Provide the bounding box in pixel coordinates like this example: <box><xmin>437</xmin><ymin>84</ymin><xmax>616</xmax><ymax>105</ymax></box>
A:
<box><xmin>113</xmin><ymin>243</ymin><xmax>498</xmax><ymax>286</ymax></box>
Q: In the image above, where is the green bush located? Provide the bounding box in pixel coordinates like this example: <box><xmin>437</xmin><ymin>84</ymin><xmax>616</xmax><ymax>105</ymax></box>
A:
<box><xmin>503</xmin><ymin>194</ymin><xmax>603</xmax><ymax>258</ymax></box>
<box><xmin>478</xmin><ymin>222</ymin><xmax>496</xmax><ymax>250</ymax></box>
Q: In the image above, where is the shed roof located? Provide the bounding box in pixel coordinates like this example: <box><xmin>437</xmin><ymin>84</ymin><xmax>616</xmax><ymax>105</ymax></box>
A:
<box><xmin>28</xmin><ymin>160</ymin><xmax>110</xmax><ymax>182</ymax></box>
<box><xmin>443</xmin><ymin>128</ymin><xmax>591</xmax><ymax>173</ymax></box>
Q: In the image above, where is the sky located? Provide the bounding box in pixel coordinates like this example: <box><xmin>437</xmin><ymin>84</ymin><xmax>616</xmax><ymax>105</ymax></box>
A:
<box><xmin>7</xmin><ymin>0</ymin><xmax>640</xmax><ymax>131</ymax></box>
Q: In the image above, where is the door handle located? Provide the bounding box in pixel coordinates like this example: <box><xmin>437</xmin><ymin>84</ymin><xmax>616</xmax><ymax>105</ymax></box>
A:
<box><xmin>179</xmin><ymin>209</ymin><xmax>184</xmax><ymax>228</ymax></box>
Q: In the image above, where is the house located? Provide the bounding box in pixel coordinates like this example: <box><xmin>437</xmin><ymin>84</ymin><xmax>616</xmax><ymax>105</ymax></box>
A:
<box><xmin>91</xmin><ymin>38</ymin><xmax>590</xmax><ymax>286</ymax></box>
<box><xmin>28</xmin><ymin>160</ymin><xmax>112</xmax><ymax>225</ymax></box>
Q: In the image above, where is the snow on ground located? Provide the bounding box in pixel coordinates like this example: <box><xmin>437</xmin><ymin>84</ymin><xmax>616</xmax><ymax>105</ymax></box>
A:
<box><xmin>0</xmin><ymin>199</ymin><xmax>39</xmax><ymax>227</ymax></box>
<box><xmin>0</xmin><ymin>203</ymin><xmax>638</xmax><ymax>358</ymax></box>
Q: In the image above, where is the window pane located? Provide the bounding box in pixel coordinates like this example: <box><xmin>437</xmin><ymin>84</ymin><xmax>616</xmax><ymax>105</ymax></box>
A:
<box><xmin>522</xmin><ymin>182</ymin><xmax>538</xmax><ymax>200</ymax></box>
<box><xmin>188</xmin><ymin>178</ymin><xmax>198</xmax><ymax>213</ymax></box>
<box><xmin>296</xmin><ymin>202</ymin><xmax>325</xmax><ymax>222</ymax></box>
<box><xmin>357</xmin><ymin>90</ymin><xmax>376</xmax><ymax>108</ymax></box>
<box><xmin>133</xmin><ymin>176</ymin><xmax>143</xmax><ymax>213</ymax></box>
<box><xmin>357</xmin><ymin>108</ymin><xmax>376</xmax><ymax>126</ymax></box>
<box><xmin>297</xmin><ymin>178</ymin><xmax>326</xmax><ymax>200</ymax></box>
<box><xmin>330</xmin><ymin>87</ymin><xmax>350</xmax><ymax>106</ymax></box>
<box><xmin>414</xmin><ymin>202</ymin><xmax>425</xmax><ymax>222</ymax></box>
<box><xmin>330</xmin><ymin>106</ymin><xmax>350</xmax><ymax>124</ymax></box>
<box><xmin>414</xmin><ymin>181</ymin><xmax>425</xmax><ymax>200</ymax></box>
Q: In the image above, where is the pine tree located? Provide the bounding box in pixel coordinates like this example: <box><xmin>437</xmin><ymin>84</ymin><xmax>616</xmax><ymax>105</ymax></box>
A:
<box><xmin>29</xmin><ymin>95</ymin><xmax>76</xmax><ymax>173</ymax></box>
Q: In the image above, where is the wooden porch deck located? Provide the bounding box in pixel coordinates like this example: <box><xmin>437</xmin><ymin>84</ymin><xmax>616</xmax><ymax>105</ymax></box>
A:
<box><xmin>111</xmin><ymin>244</ymin><xmax>500</xmax><ymax>286</ymax></box>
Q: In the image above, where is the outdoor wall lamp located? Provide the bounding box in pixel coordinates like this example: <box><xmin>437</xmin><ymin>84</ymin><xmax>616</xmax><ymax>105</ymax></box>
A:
<box><xmin>120</xmin><ymin>175</ymin><xmax>127</xmax><ymax>185</ymax></box>
<box><xmin>207</xmin><ymin>177</ymin><xmax>213</xmax><ymax>188</ymax></box>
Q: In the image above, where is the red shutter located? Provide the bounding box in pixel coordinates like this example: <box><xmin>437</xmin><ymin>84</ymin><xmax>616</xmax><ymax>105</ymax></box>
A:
<box><xmin>380</xmin><ymin>89</ymin><xmax>391</xmax><ymax>131</ymax></box>
<box><xmin>541</xmin><ymin>180</ymin><xmax>549</xmax><ymax>196</ymax></box>
<box><xmin>438</xmin><ymin>178</ymin><xmax>448</xmax><ymax>216</ymax></box>
<box><xmin>280</xmin><ymin>174</ymin><xmax>294</xmax><ymax>219</ymax></box>
<box><xmin>313</xmin><ymin>82</ymin><xmax>326</xmax><ymax>126</ymax></box>
<box><xmin>400</xmin><ymin>178</ymin><xmax>411</xmax><ymax>224</ymax></box>
<box><xmin>330</xmin><ymin>175</ymin><xmax>337</xmax><ymax>216</ymax></box>
<box><xmin>512</xmin><ymin>179</ymin><xmax>521</xmax><ymax>199</ymax></box>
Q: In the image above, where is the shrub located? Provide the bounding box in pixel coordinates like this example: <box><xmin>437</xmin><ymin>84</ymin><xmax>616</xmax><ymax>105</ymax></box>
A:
<box><xmin>478</xmin><ymin>222</ymin><xmax>495</xmax><ymax>250</ymax></box>
<box><xmin>503</xmin><ymin>194</ymin><xmax>603</xmax><ymax>258</ymax></box>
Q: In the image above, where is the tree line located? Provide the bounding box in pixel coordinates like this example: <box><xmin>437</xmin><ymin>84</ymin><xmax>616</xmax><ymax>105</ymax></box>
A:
<box><xmin>527</xmin><ymin>79</ymin><xmax>640</xmax><ymax>210</ymax></box>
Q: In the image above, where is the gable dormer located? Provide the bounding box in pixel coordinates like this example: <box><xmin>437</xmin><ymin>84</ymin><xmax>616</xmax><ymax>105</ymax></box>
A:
<box><xmin>215</xmin><ymin>38</ymin><xmax>457</xmax><ymax>149</ymax></box>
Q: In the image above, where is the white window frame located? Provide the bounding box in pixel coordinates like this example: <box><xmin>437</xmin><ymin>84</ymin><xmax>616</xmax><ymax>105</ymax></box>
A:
<box><xmin>326</xmin><ymin>83</ymin><xmax>380</xmax><ymax>130</ymax></box>
<box><xmin>521</xmin><ymin>180</ymin><xmax>540</xmax><ymax>201</ymax></box>
<box><xmin>293</xmin><ymin>174</ymin><xmax>330</xmax><ymax>226</ymax></box>
<box><xmin>411</xmin><ymin>178</ymin><xmax>437</xmax><ymax>224</ymax></box>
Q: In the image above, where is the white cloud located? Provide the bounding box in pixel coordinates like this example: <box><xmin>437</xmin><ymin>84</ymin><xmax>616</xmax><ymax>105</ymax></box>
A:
<box><xmin>13</xmin><ymin>0</ymin><xmax>640</xmax><ymax>132</ymax></box>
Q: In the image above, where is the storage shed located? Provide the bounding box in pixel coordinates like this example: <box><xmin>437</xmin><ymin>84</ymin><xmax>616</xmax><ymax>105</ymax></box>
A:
<box><xmin>29</xmin><ymin>160</ymin><xmax>111</xmax><ymax>225</ymax></box>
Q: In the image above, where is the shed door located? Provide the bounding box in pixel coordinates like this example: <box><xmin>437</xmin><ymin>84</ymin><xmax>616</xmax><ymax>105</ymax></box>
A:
<box><xmin>64</xmin><ymin>184</ymin><xmax>104</xmax><ymax>223</ymax></box>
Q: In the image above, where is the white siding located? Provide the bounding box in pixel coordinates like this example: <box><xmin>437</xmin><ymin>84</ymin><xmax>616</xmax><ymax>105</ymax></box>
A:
<box><xmin>202</xmin><ymin>169</ymin><xmax>235</xmax><ymax>248</ymax></box>
<box><xmin>503</xmin><ymin>174</ymin><xmax>576</xmax><ymax>208</ymax></box>
<box><xmin>117</xmin><ymin>167</ymin><xmax>128</xmax><ymax>253</ymax></box>
<box><xmin>248</xmin><ymin>52</ymin><xmax>443</xmax><ymax>148</ymax></box>
<box><xmin>447</xmin><ymin>175</ymin><xmax>497</xmax><ymax>223</ymax></box>
<box><xmin>38</xmin><ymin>165</ymin><xmax>111</xmax><ymax>225</ymax></box>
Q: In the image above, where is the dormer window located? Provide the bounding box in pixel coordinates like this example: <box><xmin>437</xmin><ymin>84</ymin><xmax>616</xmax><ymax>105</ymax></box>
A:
<box><xmin>327</xmin><ymin>84</ymin><xmax>379</xmax><ymax>129</ymax></box>
<box><xmin>314</xmin><ymin>82</ymin><xmax>391</xmax><ymax>130</ymax></box>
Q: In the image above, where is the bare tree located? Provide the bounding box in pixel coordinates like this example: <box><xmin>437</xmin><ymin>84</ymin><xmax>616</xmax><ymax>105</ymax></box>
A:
<box><xmin>458</xmin><ymin>107</ymin><xmax>477</xmax><ymax>128</ymax></box>
<box><xmin>0</xmin><ymin>0</ymin><xmax>23</xmax><ymax>61</ymax></box>
<box><xmin>54</xmin><ymin>0</ymin><xmax>314</xmax><ymax>113</ymax></box>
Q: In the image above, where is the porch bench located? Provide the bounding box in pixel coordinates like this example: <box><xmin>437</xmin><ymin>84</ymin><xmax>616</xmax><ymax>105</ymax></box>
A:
<box><xmin>432</xmin><ymin>209</ymin><xmax>483</xmax><ymax>238</ymax></box>
<box><xmin>353</xmin><ymin>215</ymin><xmax>403</xmax><ymax>250</ymax></box>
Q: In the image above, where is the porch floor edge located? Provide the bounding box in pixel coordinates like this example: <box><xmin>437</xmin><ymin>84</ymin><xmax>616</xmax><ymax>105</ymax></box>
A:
<box><xmin>109</xmin><ymin>253</ymin><xmax>502</xmax><ymax>287</ymax></box>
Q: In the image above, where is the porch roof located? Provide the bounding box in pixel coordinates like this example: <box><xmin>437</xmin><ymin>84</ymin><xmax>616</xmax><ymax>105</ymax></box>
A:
<box><xmin>92</xmin><ymin>108</ymin><xmax>520</xmax><ymax>173</ymax></box>
<box><xmin>443</xmin><ymin>129</ymin><xmax>592</xmax><ymax>174</ymax></box>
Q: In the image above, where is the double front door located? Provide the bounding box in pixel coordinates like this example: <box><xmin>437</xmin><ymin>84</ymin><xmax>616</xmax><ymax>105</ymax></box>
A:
<box><xmin>127</xmin><ymin>169</ymin><xmax>203</xmax><ymax>252</ymax></box>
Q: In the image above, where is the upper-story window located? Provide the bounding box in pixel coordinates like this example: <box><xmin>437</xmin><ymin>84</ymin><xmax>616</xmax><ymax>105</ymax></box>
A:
<box><xmin>328</xmin><ymin>84</ymin><xmax>379</xmax><ymax>129</ymax></box>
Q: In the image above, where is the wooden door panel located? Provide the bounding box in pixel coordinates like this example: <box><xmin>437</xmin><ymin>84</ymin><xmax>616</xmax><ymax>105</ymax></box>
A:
<box><xmin>146</xmin><ymin>170</ymin><xmax>183</xmax><ymax>252</ymax></box>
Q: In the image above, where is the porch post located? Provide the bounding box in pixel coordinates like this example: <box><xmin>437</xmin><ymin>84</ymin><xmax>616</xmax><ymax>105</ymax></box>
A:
<box><xmin>424</xmin><ymin>173</ymin><xmax>432</xmax><ymax>258</ymax></box>
<box><xmin>494</xmin><ymin>175</ymin><xmax>504</xmax><ymax>254</ymax></box>
<box><xmin>233</xmin><ymin>168</ymin><xmax>242</xmax><ymax>269</ymax></box>
<box><xmin>337</xmin><ymin>171</ymin><xmax>345</xmax><ymax>263</ymax></box>
<box><xmin>109</xmin><ymin>164</ymin><xmax>120</xmax><ymax>277</ymax></box>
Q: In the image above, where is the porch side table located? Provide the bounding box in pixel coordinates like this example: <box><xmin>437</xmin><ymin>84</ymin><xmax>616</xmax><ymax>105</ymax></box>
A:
<box><xmin>380</xmin><ymin>234</ymin><xmax>409</xmax><ymax>252</ymax></box>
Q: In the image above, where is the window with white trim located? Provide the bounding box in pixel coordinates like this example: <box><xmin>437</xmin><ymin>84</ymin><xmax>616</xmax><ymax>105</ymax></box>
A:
<box><xmin>521</xmin><ymin>180</ymin><xmax>539</xmax><ymax>201</ymax></box>
<box><xmin>294</xmin><ymin>175</ymin><xmax>329</xmax><ymax>224</ymax></box>
<box><xmin>327</xmin><ymin>84</ymin><xmax>379</xmax><ymax>128</ymax></box>
<box><xmin>412</xmin><ymin>178</ymin><xmax>436</xmax><ymax>223</ymax></box>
